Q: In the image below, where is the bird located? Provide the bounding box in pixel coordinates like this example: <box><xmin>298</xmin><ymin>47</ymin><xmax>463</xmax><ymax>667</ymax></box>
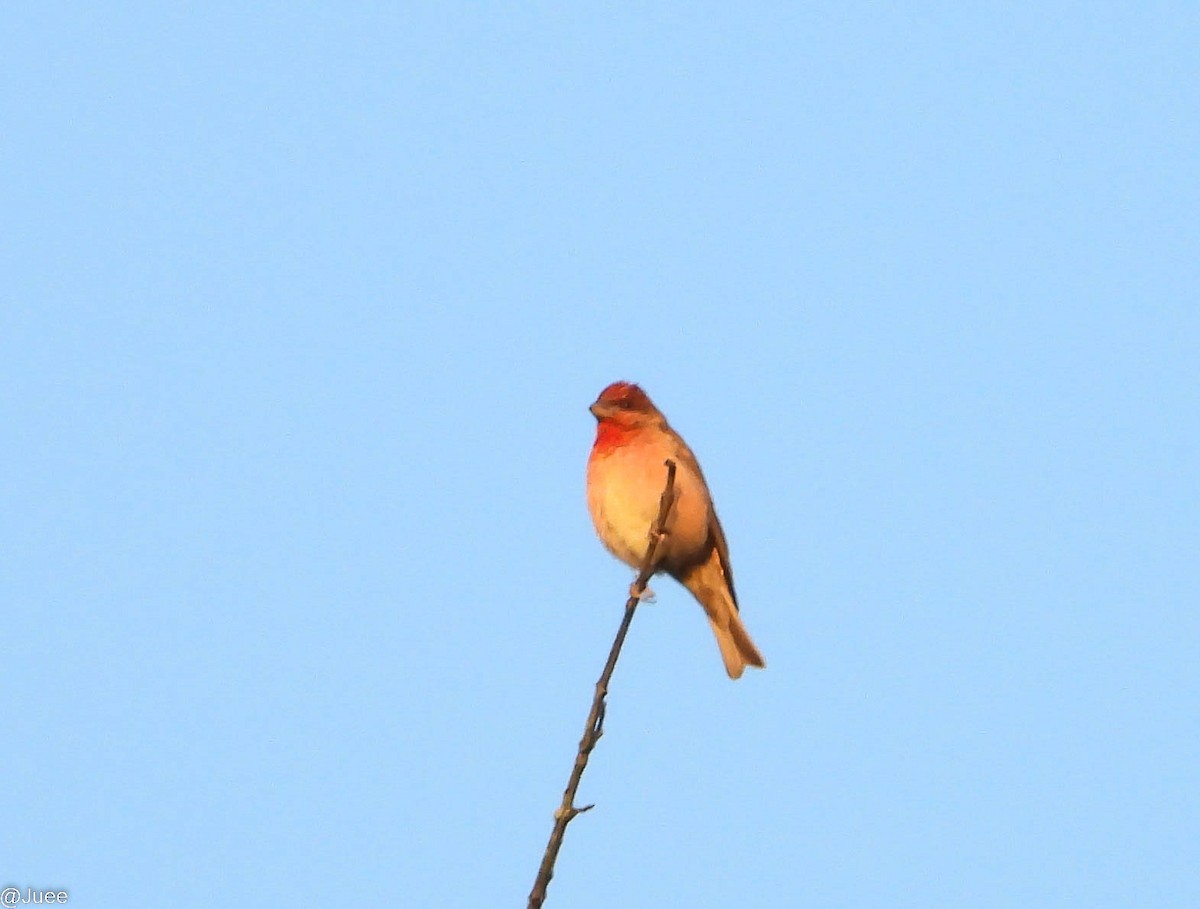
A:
<box><xmin>586</xmin><ymin>381</ymin><xmax>765</xmax><ymax>679</ymax></box>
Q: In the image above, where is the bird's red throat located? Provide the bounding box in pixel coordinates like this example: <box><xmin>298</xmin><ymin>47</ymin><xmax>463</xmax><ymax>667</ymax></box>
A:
<box><xmin>591</xmin><ymin>419</ymin><xmax>640</xmax><ymax>455</ymax></box>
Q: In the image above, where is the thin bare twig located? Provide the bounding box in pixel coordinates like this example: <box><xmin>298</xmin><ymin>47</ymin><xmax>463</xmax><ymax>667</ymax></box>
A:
<box><xmin>526</xmin><ymin>459</ymin><xmax>678</xmax><ymax>909</ymax></box>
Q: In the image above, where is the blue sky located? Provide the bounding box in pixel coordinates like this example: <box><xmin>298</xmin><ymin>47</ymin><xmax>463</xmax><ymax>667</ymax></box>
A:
<box><xmin>3</xmin><ymin>4</ymin><xmax>1197</xmax><ymax>907</ymax></box>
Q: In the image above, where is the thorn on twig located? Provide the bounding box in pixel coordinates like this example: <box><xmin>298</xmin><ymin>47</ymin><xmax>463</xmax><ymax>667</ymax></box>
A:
<box><xmin>552</xmin><ymin>803</ymin><xmax>596</xmax><ymax>823</ymax></box>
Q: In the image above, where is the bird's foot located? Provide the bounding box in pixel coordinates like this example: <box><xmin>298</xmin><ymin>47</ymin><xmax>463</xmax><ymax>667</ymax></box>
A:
<box><xmin>629</xmin><ymin>581</ymin><xmax>657</xmax><ymax>603</ymax></box>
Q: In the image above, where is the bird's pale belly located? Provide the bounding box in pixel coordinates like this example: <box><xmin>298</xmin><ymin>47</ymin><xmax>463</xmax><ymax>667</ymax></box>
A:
<box><xmin>587</xmin><ymin>448</ymin><xmax>709</xmax><ymax>570</ymax></box>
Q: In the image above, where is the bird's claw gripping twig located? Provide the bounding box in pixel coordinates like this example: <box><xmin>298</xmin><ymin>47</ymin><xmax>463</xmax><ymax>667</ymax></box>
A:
<box><xmin>629</xmin><ymin>581</ymin><xmax>656</xmax><ymax>603</ymax></box>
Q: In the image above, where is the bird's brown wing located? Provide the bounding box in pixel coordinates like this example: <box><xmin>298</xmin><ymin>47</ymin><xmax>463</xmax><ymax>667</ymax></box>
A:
<box><xmin>670</xmin><ymin>435</ymin><xmax>740</xmax><ymax>610</ymax></box>
<box><xmin>706</xmin><ymin>509</ymin><xmax>739</xmax><ymax>610</ymax></box>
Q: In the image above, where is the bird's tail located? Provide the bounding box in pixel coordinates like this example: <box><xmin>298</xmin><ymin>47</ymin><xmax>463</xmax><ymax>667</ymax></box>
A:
<box><xmin>678</xmin><ymin>551</ymin><xmax>766</xmax><ymax>680</ymax></box>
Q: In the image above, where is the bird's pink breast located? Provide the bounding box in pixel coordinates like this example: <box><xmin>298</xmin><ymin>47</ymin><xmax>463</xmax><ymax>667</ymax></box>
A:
<box><xmin>587</xmin><ymin>432</ymin><xmax>712</xmax><ymax>571</ymax></box>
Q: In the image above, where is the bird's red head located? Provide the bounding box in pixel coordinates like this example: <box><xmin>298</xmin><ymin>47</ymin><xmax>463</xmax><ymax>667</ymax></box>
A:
<box><xmin>593</xmin><ymin>381</ymin><xmax>655</xmax><ymax>414</ymax></box>
<box><xmin>589</xmin><ymin>381</ymin><xmax>661</xmax><ymax>452</ymax></box>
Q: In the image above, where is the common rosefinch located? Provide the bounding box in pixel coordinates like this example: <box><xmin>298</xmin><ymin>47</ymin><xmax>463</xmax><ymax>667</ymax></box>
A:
<box><xmin>586</xmin><ymin>381</ymin><xmax>765</xmax><ymax>679</ymax></box>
